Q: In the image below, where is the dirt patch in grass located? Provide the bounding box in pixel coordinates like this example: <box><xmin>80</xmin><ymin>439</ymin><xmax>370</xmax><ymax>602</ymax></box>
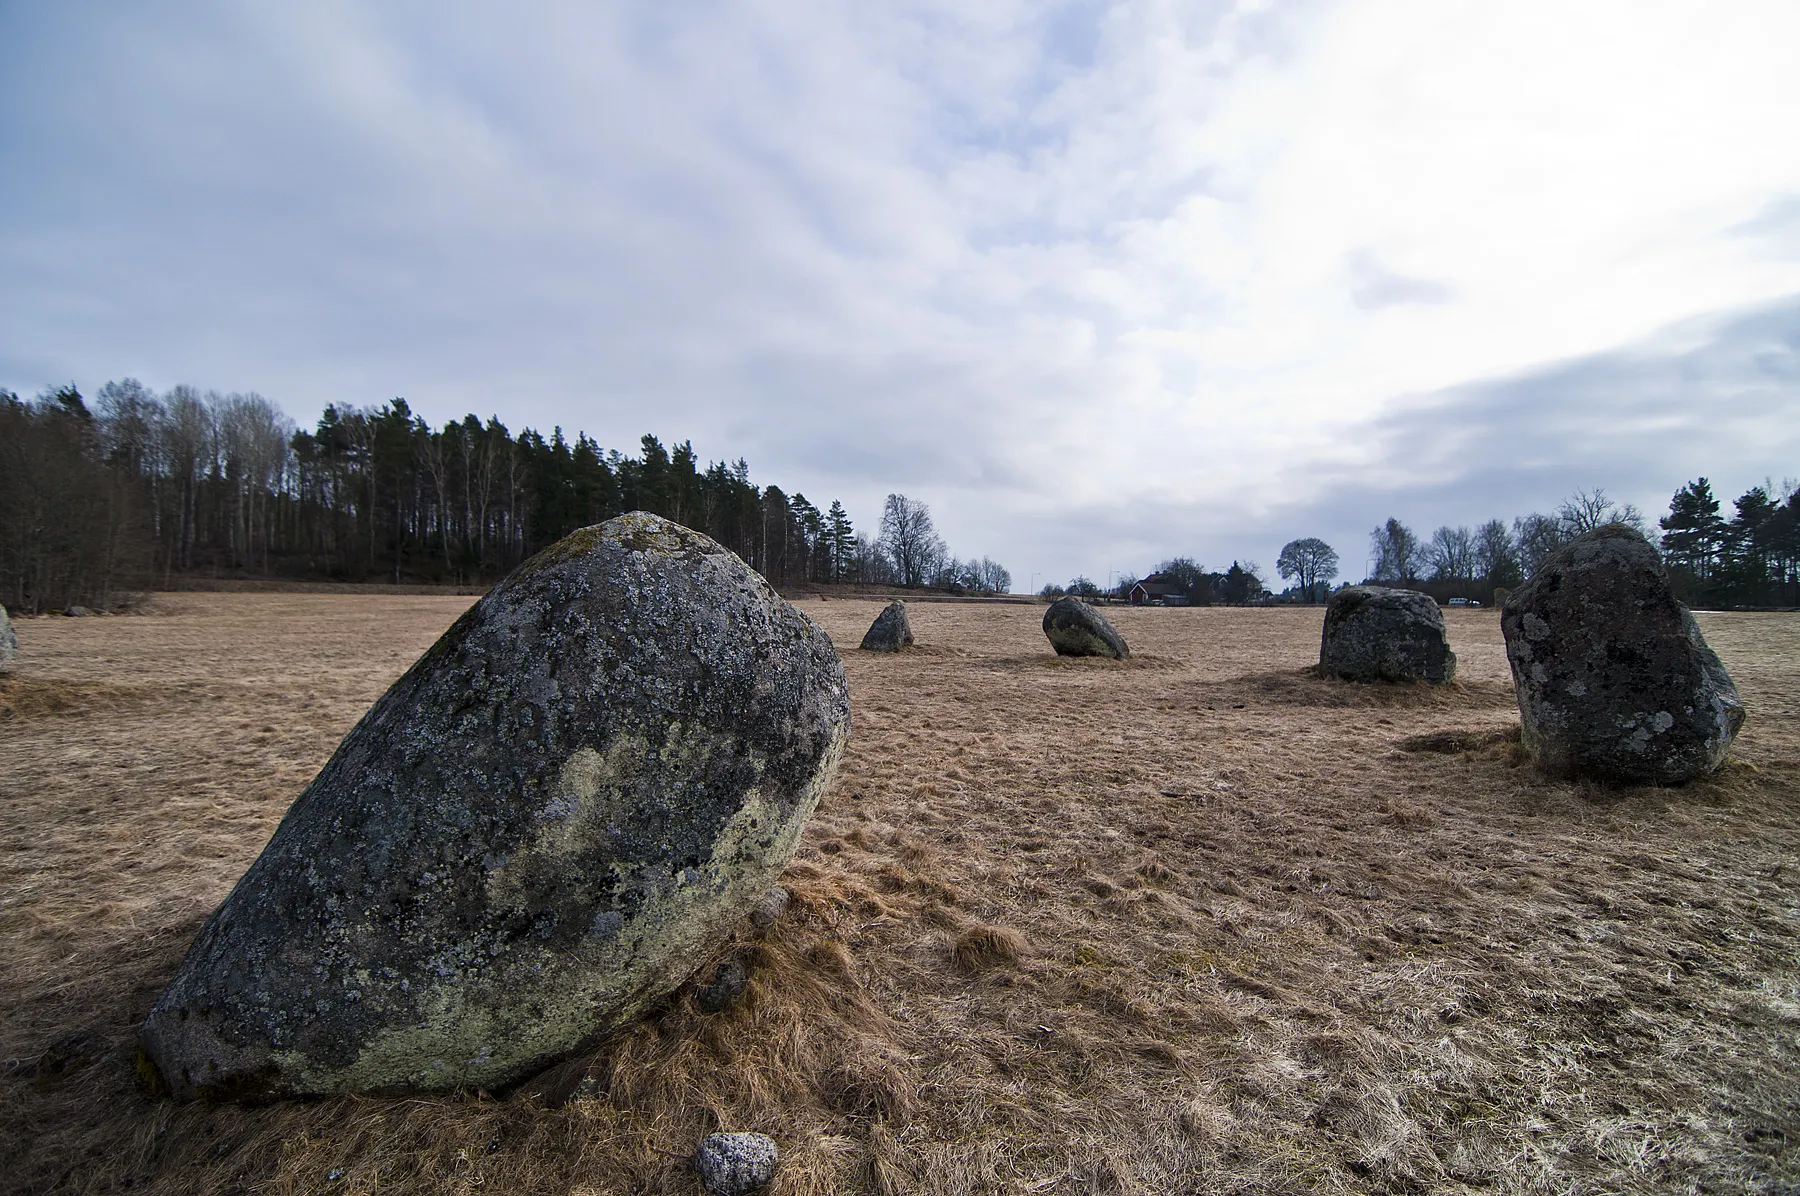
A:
<box><xmin>2</xmin><ymin>597</ymin><xmax>1798</xmax><ymax>1193</ymax></box>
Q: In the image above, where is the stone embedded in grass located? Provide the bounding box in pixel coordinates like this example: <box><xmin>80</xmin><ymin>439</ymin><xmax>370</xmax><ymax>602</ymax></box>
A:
<box><xmin>695</xmin><ymin>949</ymin><xmax>755</xmax><ymax>1014</ymax></box>
<box><xmin>138</xmin><ymin>512</ymin><xmax>851</xmax><ymax>1100</ymax></box>
<box><xmin>749</xmin><ymin>885</ymin><xmax>790</xmax><ymax>928</ymax></box>
<box><xmin>1501</xmin><ymin>523</ymin><xmax>1744</xmax><ymax>784</ymax></box>
<box><xmin>1043</xmin><ymin>597</ymin><xmax>1129</xmax><ymax>659</ymax></box>
<box><xmin>0</xmin><ymin>605</ymin><xmax>15</xmax><ymax>674</ymax></box>
<box><xmin>694</xmin><ymin>1132</ymin><xmax>779</xmax><ymax>1196</ymax></box>
<box><xmin>859</xmin><ymin>601</ymin><xmax>914</xmax><ymax>652</ymax></box>
<box><xmin>1319</xmin><ymin>586</ymin><xmax>1456</xmax><ymax>683</ymax></box>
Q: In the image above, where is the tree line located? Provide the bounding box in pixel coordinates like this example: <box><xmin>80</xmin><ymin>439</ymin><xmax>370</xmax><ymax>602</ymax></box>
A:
<box><xmin>0</xmin><ymin>381</ymin><xmax>1009</xmax><ymax>612</ymax></box>
<box><xmin>1043</xmin><ymin>557</ymin><xmax>1268</xmax><ymax>606</ymax></box>
<box><xmin>1271</xmin><ymin>481</ymin><xmax>1800</xmax><ymax>607</ymax></box>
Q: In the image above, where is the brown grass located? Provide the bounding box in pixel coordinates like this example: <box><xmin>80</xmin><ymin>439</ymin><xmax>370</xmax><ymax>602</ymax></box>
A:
<box><xmin>3</xmin><ymin>596</ymin><xmax>1800</xmax><ymax>1193</ymax></box>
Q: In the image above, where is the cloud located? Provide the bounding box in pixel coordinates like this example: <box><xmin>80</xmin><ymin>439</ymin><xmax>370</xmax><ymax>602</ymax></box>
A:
<box><xmin>3</xmin><ymin>0</ymin><xmax>1800</xmax><ymax>586</ymax></box>
<box><xmin>1235</xmin><ymin>293</ymin><xmax>1800</xmax><ymax>580</ymax></box>
<box><xmin>1733</xmin><ymin>195</ymin><xmax>1800</xmax><ymax>260</ymax></box>
<box><xmin>1347</xmin><ymin>250</ymin><xmax>1453</xmax><ymax>310</ymax></box>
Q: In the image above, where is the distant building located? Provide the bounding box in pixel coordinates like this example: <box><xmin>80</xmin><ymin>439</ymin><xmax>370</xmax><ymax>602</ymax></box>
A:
<box><xmin>1128</xmin><ymin>573</ymin><xmax>1191</xmax><ymax>606</ymax></box>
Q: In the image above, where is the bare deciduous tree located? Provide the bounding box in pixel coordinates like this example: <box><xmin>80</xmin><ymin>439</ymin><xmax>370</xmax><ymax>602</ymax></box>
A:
<box><xmin>877</xmin><ymin>493</ymin><xmax>946</xmax><ymax>588</ymax></box>
<box><xmin>1425</xmin><ymin>525</ymin><xmax>1476</xmax><ymax>582</ymax></box>
<box><xmin>1276</xmin><ymin>537</ymin><xmax>1338</xmax><ymax>602</ymax></box>
<box><xmin>1368</xmin><ymin>518</ymin><xmax>1422</xmax><ymax>582</ymax></box>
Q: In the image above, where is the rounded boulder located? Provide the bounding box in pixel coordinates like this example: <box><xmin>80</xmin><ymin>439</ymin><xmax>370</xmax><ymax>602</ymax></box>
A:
<box><xmin>138</xmin><ymin>512</ymin><xmax>850</xmax><ymax>1099</ymax></box>
<box><xmin>859</xmin><ymin>601</ymin><xmax>914</xmax><ymax>652</ymax></box>
<box><xmin>1501</xmin><ymin>523</ymin><xmax>1743</xmax><ymax>784</ymax></box>
<box><xmin>695</xmin><ymin>1132</ymin><xmax>780</xmax><ymax>1196</ymax></box>
<box><xmin>1043</xmin><ymin>597</ymin><xmax>1129</xmax><ymax>659</ymax></box>
<box><xmin>1319</xmin><ymin>586</ymin><xmax>1456</xmax><ymax>683</ymax></box>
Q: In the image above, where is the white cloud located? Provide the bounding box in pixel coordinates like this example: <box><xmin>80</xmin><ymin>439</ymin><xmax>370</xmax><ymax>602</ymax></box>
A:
<box><xmin>3</xmin><ymin>0</ymin><xmax>1799</xmax><ymax>582</ymax></box>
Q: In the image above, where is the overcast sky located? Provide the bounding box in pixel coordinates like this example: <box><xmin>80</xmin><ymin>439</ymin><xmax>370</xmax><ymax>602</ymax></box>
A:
<box><xmin>5</xmin><ymin>1</ymin><xmax>1800</xmax><ymax>588</ymax></box>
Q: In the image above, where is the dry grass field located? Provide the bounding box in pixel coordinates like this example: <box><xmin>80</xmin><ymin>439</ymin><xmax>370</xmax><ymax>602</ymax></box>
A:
<box><xmin>3</xmin><ymin>594</ymin><xmax>1798</xmax><ymax>1195</ymax></box>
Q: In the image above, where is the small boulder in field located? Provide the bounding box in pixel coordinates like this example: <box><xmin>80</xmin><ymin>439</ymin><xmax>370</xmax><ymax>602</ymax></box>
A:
<box><xmin>859</xmin><ymin>601</ymin><xmax>914</xmax><ymax>652</ymax></box>
<box><xmin>0</xmin><ymin>606</ymin><xmax>15</xmax><ymax>674</ymax></box>
<box><xmin>1502</xmin><ymin>523</ymin><xmax>1744</xmax><ymax>784</ymax></box>
<box><xmin>1043</xmin><ymin>597</ymin><xmax>1129</xmax><ymax>659</ymax></box>
<box><xmin>695</xmin><ymin>1132</ymin><xmax>780</xmax><ymax>1196</ymax></box>
<box><xmin>1319</xmin><ymin>586</ymin><xmax>1455</xmax><ymax>683</ymax></box>
<box><xmin>138</xmin><ymin>512</ymin><xmax>851</xmax><ymax>1100</ymax></box>
<box><xmin>64</xmin><ymin>606</ymin><xmax>90</xmax><ymax>618</ymax></box>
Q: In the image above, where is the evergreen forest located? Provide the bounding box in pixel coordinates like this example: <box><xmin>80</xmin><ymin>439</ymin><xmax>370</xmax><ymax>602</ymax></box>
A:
<box><xmin>0</xmin><ymin>381</ymin><xmax>937</xmax><ymax>612</ymax></box>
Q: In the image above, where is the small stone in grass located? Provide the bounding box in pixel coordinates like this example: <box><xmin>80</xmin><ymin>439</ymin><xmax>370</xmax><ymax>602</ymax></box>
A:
<box><xmin>750</xmin><ymin>886</ymin><xmax>790</xmax><ymax>928</ymax></box>
<box><xmin>695</xmin><ymin>1132</ymin><xmax>779</xmax><ymax>1195</ymax></box>
<box><xmin>696</xmin><ymin>952</ymin><xmax>753</xmax><ymax>1014</ymax></box>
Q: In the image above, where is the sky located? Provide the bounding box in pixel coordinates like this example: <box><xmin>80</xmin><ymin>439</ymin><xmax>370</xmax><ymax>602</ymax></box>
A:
<box><xmin>5</xmin><ymin>0</ymin><xmax>1800</xmax><ymax>589</ymax></box>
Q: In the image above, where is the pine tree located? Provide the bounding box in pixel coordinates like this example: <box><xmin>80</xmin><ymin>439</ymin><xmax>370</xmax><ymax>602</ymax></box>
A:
<box><xmin>1660</xmin><ymin>479</ymin><xmax>1726</xmax><ymax>579</ymax></box>
<box><xmin>825</xmin><ymin>500</ymin><xmax>854</xmax><ymax>583</ymax></box>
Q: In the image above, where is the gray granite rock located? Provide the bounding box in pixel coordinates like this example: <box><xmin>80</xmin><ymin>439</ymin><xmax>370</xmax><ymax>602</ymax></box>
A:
<box><xmin>695</xmin><ymin>1132</ymin><xmax>779</xmax><ymax>1195</ymax></box>
<box><xmin>859</xmin><ymin>601</ymin><xmax>914</xmax><ymax>652</ymax></box>
<box><xmin>1042</xmin><ymin>597</ymin><xmax>1129</xmax><ymax>659</ymax></box>
<box><xmin>138</xmin><ymin>513</ymin><xmax>850</xmax><ymax>1099</ymax></box>
<box><xmin>1502</xmin><ymin>524</ymin><xmax>1743</xmax><ymax>783</ymax></box>
<box><xmin>0</xmin><ymin>606</ymin><xmax>15</xmax><ymax>674</ymax></box>
<box><xmin>1319</xmin><ymin>586</ymin><xmax>1455</xmax><ymax>683</ymax></box>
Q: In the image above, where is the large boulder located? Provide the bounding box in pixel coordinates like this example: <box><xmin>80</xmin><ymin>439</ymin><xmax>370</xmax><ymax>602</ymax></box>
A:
<box><xmin>859</xmin><ymin>601</ymin><xmax>914</xmax><ymax>652</ymax></box>
<box><xmin>1319</xmin><ymin>586</ymin><xmax>1456</xmax><ymax>683</ymax></box>
<box><xmin>0</xmin><ymin>606</ymin><xmax>14</xmax><ymax>674</ymax></box>
<box><xmin>1501</xmin><ymin>524</ymin><xmax>1744</xmax><ymax>783</ymax></box>
<box><xmin>1043</xmin><ymin>597</ymin><xmax>1129</xmax><ymax>659</ymax></box>
<box><xmin>139</xmin><ymin>513</ymin><xmax>850</xmax><ymax>1100</ymax></box>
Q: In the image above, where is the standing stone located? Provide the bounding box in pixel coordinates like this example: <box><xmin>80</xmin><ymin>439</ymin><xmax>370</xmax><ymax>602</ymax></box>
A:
<box><xmin>139</xmin><ymin>513</ymin><xmax>851</xmax><ymax>1100</ymax></box>
<box><xmin>859</xmin><ymin>601</ymin><xmax>914</xmax><ymax>652</ymax></box>
<box><xmin>0</xmin><ymin>606</ymin><xmax>15</xmax><ymax>674</ymax></box>
<box><xmin>695</xmin><ymin>1133</ymin><xmax>780</xmax><ymax>1196</ymax></box>
<box><xmin>1502</xmin><ymin>524</ymin><xmax>1744</xmax><ymax>784</ymax></box>
<box><xmin>1319</xmin><ymin>586</ymin><xmax>1456</xmax><ymax>683</ymax></box>
<box><xmin>1043</xmin><ymin>597</ymin><xmax>1129</xmax><ymax>659</ymax></box>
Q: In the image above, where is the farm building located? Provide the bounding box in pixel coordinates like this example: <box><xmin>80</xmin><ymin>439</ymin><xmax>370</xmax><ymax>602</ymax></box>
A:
<box><xmin>1128</xmin><ymin>573</ymin><xmax>1191</xmax><ymax>605</ymax></box>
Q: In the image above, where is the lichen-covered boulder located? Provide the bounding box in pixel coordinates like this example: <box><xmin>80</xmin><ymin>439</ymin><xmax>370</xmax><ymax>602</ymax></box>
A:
<box><xmin>1502</xmin><ymin>524</ymin><xmax>1743</xmax><ymax>784</ymax></box>
<box><xmin>859</xmin><ymin>601</ymin><xmax>914</xmax><ymax>652</ymax></box>
<box><xmin>1043</xmin><ymin>597</ymin><xmax>1129</xmax><ymax>659</ymax></box>
<box><xmin>0</xmin><ymin>606</ymin><xmax>15</xmax><ymax>674</ymax></box>
<box><xmin>1319</xmin><ymin>586</ymin><xmax>1455</xmax><ymax>683</ymax></box>
<box><xmin>139</xmin><ymin>513</ymin><xmax>850</xmax><ymax>1100</ymax></box>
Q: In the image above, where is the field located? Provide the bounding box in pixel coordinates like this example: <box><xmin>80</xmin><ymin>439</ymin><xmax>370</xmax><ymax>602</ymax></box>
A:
<box><xmin>3</xmin><ymin>594</ymin><xmax>1798</xmax><ymax>1195</ymax></box>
